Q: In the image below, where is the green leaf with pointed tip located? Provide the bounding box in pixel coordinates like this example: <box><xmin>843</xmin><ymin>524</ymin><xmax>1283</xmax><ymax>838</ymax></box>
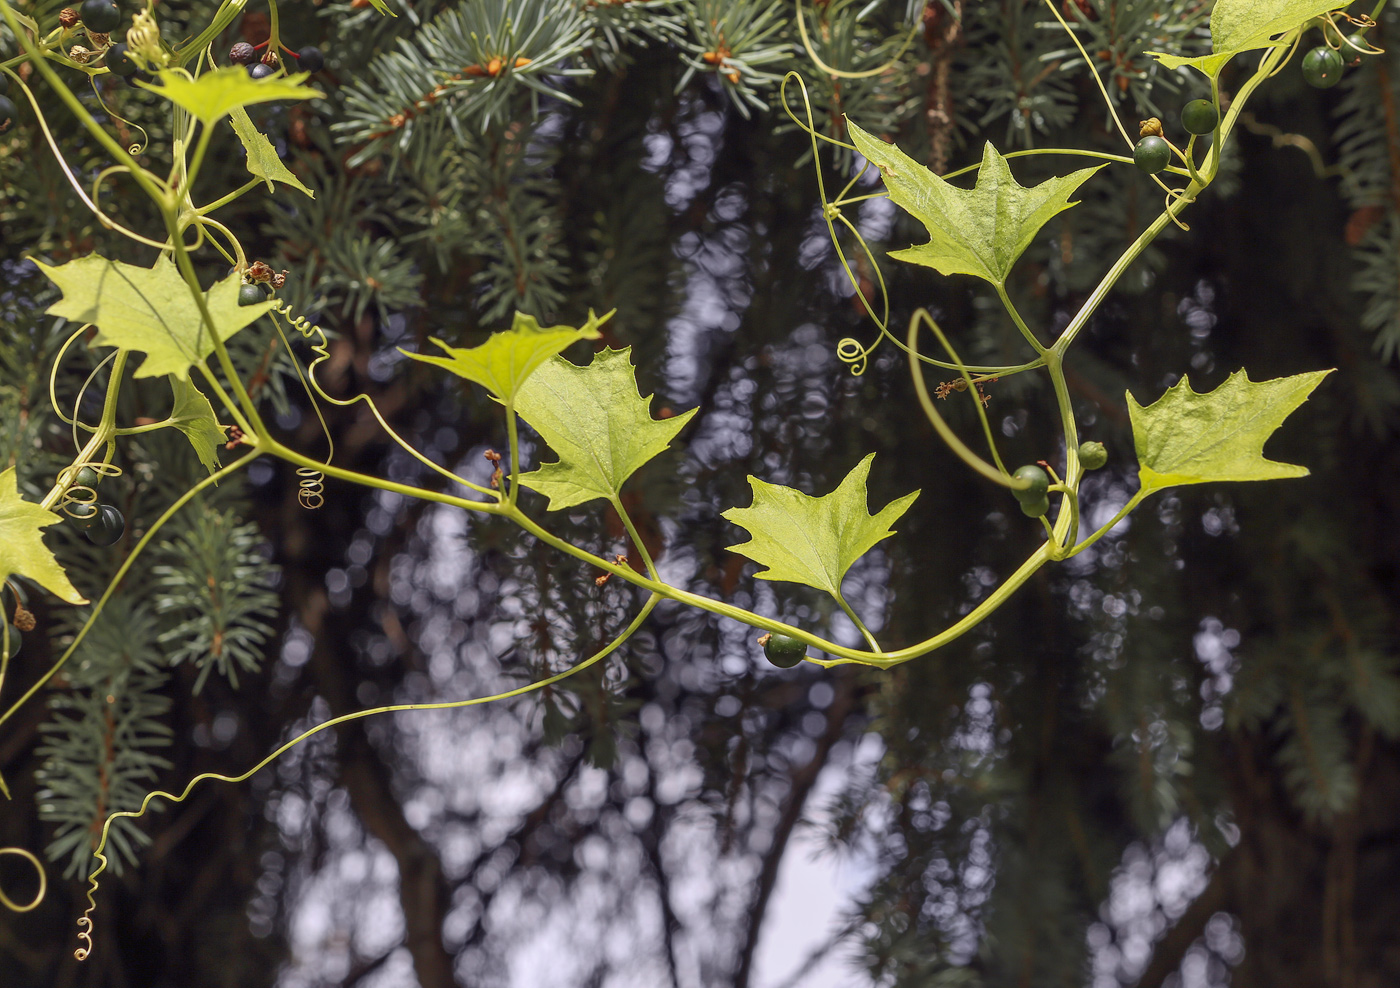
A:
<box><xmin>514</xmin><ymin>347</ymin><xmax>697</xmax><ymax>510</ymax></box>
<box><xmin>1129</xmin><ymin>369</ymin><xmax>1332</xmax><ymax>492</ymax></box>
<box><xmin>169</xmin><ymin>376</ymin><xmax>226</xmax><ymax>476</ymax></box>
<box><xmin>0</xmin><ymin>468</ymin><xmax>87</xmax><ymax>605</ymax></box>
<box><xmin>401</xmin><ymin>310</ymin><xmax>608</xmax><ymax>403</ymax></box>
<box><xmin>156</xmin><ymin>67</ymin><xmax>322</xmax><ymax>125</ymax></box>
<box><xmin>229</xmin><ymin>105</ymin><xmax>314</xmax><ymax>197</ymax></box>
<box><xmin>36</xmin><ymin>255</ymin><xmax>274</xmax><ymax>380</ymax></box>
<box><xmin>1148</xmin><ymin>0</ymin><xmax>1351</xmax><ymax>77</ymax></box>
<box><xmin>722</xmin><ymin>454</ymin><xmax>919</xmax><ymax>600</ymax></box>
<box><xmin>847</xmin><ymin>120</ymin><xmax>1102</xmax><ymax>287</ymax></box>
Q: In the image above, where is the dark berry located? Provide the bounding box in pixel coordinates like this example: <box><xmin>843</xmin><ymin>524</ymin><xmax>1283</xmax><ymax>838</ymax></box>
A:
<box><xmin>229</xmin><ymin>41</ymin><xmax>257</xmax><ymax>66</ymax></box>
<box><xmin>1302</xmin><ymin>46</ymin><xmax>1344</xmax><ymax>88</ymax></box>
<box><xmin>1180</xmin><ymin>99</ymin><xmax>1218</xmax><ymax>135</ymax></box>
<box><xmin>0</xmin><ymin>71</ymin><xmax>9</xmax><ymax>96</ymax></box>
<box><xmin>1011</xmin><ymin>464</ymin><xmax>1049</xmax><ymax>502</ymax></box>
<box><xmin>0</xmin><ymin>95</ymin><xmax>17</xmax><ymax>133</ymax></box>
<box><xmin>1078</xmin><ymin>441</ymin><xmax>1108</xmax><ymax>470</ymax></box>
<box><xmin>238</xmin><ymin>283</ymin><xmax>269</xmax><ymax>306</ymax></box>
<box><xmin>295</xmin><ymin>46</ymin><xmax>324</xmax><ymax>73</ymax></box>
<box><xmin>85</xmin><ymin>504</ymin><xmax>125</xmax><ymax>546</ymax></box>
<box><xmin>4</xmin><ymin>624</ymin><xmax>19</xmax><ymax>661</ymax></box>
<box><xmin>248</xmin><ymin>62</ymin><xmax>276</xmax><ymax>80</ymax></box>
<box><xmin>80</xmin><ymin>0</ymin><xmax>122</xmax><ymax>34</ymax></box>
<box><xmin>1133</xmin><ymin>135</ymin><xmax>1171</xmax><ymax>174</ymax></box>
<box><xmin>105</xmin><ymin>40</ymin><xmax>137</xmax><ymax>76</ymax></box>
<box><xmin>67</xmin><ymin>500</ymin><xmax>99</xmax><ymax>528</ymax></box>
<box><xmin>761</xmin><ymin>633</ymin><xmax>806</xmax><ymax>669</ymax></box>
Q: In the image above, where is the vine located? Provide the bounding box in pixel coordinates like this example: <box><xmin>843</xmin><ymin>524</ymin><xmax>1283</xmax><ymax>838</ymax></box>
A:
<box><xmin>0</xmin><ymin>0</ymin><xmax>1352</xmax><ymax>955</ymax></box>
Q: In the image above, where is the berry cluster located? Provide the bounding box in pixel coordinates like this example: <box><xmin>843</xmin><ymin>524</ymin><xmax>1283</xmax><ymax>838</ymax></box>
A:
<box><xmin>229</xmin><ymin>38</ymin><xmax>324</xmax><ymax>79</ymax></box>
<box><xmin>65</xmin><ymin>467</ymin><xmax>126</xmax><ymax>546</ymax></box>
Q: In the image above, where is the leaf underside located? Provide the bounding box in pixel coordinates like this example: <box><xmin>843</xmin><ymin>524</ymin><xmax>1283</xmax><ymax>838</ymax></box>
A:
<box><xmin>1129</xmin><ymin>368</ymin><xmax>1333</xmax><ymax>491</ymax></box>
<box><xmin>847</xmin><ymin>120</ymin><xmax>1101</xmax><ymax>286</ymax></box>
<box><xmin>514</xmin><ymin>347</ymin><xmax>697</xmax><ymax>510</ymax></box>
<box><xmin>723</xmin><ymin>453</ymin><xmax>919</xmax><ymax>600</ymax></box>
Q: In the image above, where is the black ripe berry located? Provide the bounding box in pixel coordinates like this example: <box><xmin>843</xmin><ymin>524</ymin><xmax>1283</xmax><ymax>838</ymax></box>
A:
<box><xmin>80</xmin><ymin>0</ymin><xmax>122</xmax><ymax>34</ymax></box>
<box><xmin>1302</xmin><ymin>46</ymin><xmax>1344</xmax><ymax>88</ymax></box>
<box><xmin>85</xmin><ymin>504</ymin><xmax>125</xmax><ymax>546</ymax></box>
<box><xmin>4</xmin><ymin>624</ymin><xmax>20</xmax><ymax>661</ymax></box>
<box><xmin>0</xmin><ymin>96</ymin><xmax>17</xmax><ymax>133</ymax></box>
<box><xmin>106</xmin><ymin>40</ymin><xmax>137</xmax><ymax>76</ymax></box>
<box><xmin>248</xmin><ymin>62</ymin><xmax>276</xmax><ymax>80</ymax></box>
<box><xmin>761</xmin><ymin>633</ymin><xmax>807</xmax><ymax>669</ymax></box>
<box><xmin>1133</xmin><ymin>135</ymin><xmax>1171</xmax><ymax>174</ymax></box>
<box><xmin>1180</xmin><ymin>99</ymin><xmax>1218</xmax><ymax>135</ymax></box>
<box><xmin>0</xmin><ymin>71</ymin><xmax>9</xmax><ymax>96</ymax></box>
<box><xmin>68</xmin><ymin>500</ymin><xmax>99</xmax><ymax>529</ymax></box>
<box><xmin>296</xmin><ymin>46</ymin><xmax>324</xmax><ymax>73</ymax></box>
<box><xmin>238</xmin><ymin>283</ymin><xmax>269</xmax><ymax>306</ymax></box>
<box><xmin>230</xmin><ymin>41</ymin><xmax>257</xmax><ymax>66</ymax></box>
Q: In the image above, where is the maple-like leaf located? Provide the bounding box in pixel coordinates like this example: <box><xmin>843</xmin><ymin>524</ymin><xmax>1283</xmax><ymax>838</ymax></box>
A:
<box><xmin>1129</xmin><ymin>368</ymin><xmax>1333</xmax><ymax>492</ymax></box>
<box><xmin>847</xmin><ymin>120</ymin><xmax>1101</xmax><ymax>287</ymax></box>
<box><xmin>169</xmin><ymin>376</ymin><xmax>227</xmax><ymax>475</ymax></box>
<box><xmin>156</xmin><ymin>67</ymin><xmax>321</xmax><ymax>125</ymax></box>
<box><xmin>1149</xmin><ymin>0</ymin><xmax>1352</xmax><ymax>77</ymax></box>
<box><xmin>229</xmin><ymin>106</ymin><xmax>314</xmax><ymax>197</ymax></box>
<box><xmin>722</xmin><ymin>454</ymin><xmax>919</xmax><ymax>600</ymax></box>
<box><xmin>401</xmin><ymin>310</ymin><xmax>607</xmax><ymax>403</ymax></box>
<box><xmin>35</xmin><ymin>255</ymin><xmax>274</xmax><ymax>380</ymax></box>
<box><xmin>0</xmin><ymin>468</ymin><xmax>86</xmax><ymax>605</ymax></box>
<box><xmin>514</xmin><ymin>347</ymin><xmax>697</xmax><ymax>510</ymax></box>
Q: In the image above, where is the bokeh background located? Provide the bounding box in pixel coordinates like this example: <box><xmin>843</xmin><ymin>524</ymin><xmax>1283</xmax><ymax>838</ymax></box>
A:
<box><xmin>3</xmin><ymin>0</ymin><xmax>1399</xmax><ymax>986</ymax></box>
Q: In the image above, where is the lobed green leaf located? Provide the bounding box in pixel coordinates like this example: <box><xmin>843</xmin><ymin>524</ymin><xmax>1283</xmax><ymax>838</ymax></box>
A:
<box><xmin>0</xmin><ymin>467</ymin><xmax>86</xmax><ymax>605</ymax></box>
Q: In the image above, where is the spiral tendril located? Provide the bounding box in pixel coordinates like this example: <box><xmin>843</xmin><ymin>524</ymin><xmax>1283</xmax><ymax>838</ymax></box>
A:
<box><xmin>0</xmin><ymin>846</ymin><xmax>48</xmax><ymax>914</ymax></box>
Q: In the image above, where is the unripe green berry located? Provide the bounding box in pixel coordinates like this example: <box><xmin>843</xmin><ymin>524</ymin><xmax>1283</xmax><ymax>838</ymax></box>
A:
<box><xmin>1078</xmin><ymin>441</ymin><xmax>1108</xmax><ymax>471</ymax></box>
<box><xmin>1133</xmin><ymin>136</ymin><xmax>1171</xmax><ymax>175</ymax></box>
<box><xmin>238</xmin><ymin>283</ymin><xmax>268</xmax><ymax>306</ymax></box>
<box><xmin>1180</xmin><ymin>99</ymin><xmax>1218</xmax><ymax>135</ymax></box>
<box><xmin>761</xmin><ymin>633</ymin><xmax>806</xmax><ymax>669</ymax></box>
<box><xmin>75</xmin><ymin>465</ymin><xmax>101</xmax><ymax>488</ymax></box>
<box><xmin>1011</xmin><ymin>464</ymin><xmax>1049</xmax><ymax>503</ymax></box>
<box><xmin>1302</xmin><ymin>46</ymin><xmax>1344</xmax><ymax>88</ymax></box>
<box><xmin>1019</xmin><ymin>495</ymin><xmax>1050</xmax><ymax>519</ymax></box>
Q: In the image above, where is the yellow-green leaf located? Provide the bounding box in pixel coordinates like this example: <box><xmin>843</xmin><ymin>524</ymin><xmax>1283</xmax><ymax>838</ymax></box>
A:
<box><xmin>847</xmin><ymin>120</ymin><xmax>1101</xmax><ymax>287</ymax></box>
<box><xmin>229</xmin><ymin>105</ymin><xmax>314</xmax><ymax>197</ymax></box>
<box><xmin>1129</xmin><ymin>369</ymin><xmax>1333</xmax><ymax>492</ymax></box>
<box><xmin>169</xmin><ymin>376</ymin><xmax>226</xmax><ymax>475</ymax></box>
<box><xmin>402</xmin><ymin>310</ymin><xmax>607</xmax><ymax>403</ymax></box>
<box><xmin>1148</xmin><ymin>0</ymin><xmax>1351</xmax><ymax>77</ymax></box>
<box><xmin>36</xmin><ymin>255</ymin><xmax>275</xmax><ymax>380</ymax></box>
<box><xmin>156</xmin><ymin>66</ymin><xmax>322</xmax><ymax>125</ymax></box>
<box><xmin>0</xmin><ymin>468</ymin><xmax>86</xmax><ymax>605</ymax></box>
<box><xmin>514</xmin><ymin>347</ymin><xmax>697</xmax><ymax>510</ymax></box>
<box><xmin>722</xmin><ymin>454</ymin><xmax>919</xmax><ymax>600</ymax></box>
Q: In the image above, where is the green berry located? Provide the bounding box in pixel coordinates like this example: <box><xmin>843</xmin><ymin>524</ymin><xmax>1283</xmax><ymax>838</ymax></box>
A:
<box><xmin>4</xmin><ymin>624</ymin><xmax>19</xmax><ymax>660</ymax></box>
<box><xmin>106</xmin><ymin>40</ymin><xmax>137</xmax><ymax>76</ymax></box>
<box><xmin>85</xmin><ymin>504</ymin><xmax>125</xmax><ymax>546</ymax></box>
<box><xmin>68</xmin><ymin>501</ymin><xmax>98</xmax><ymax>529</ymax></box>
<box><xmin>80</xmin><ymin>0</ymin><xmax>122</xmax><ymax>34</ymax></box>
<box><xmin>1302</xmin><ymin>46</ymin><xmax>1344</xmax><ymax>88</ymax></box>
<box><xmin>1133</xmin><ymin>135</ymin><xmax>1171</xmax><ymax>175</ymax></box>
<box><xmin>1078</xmin><ymin>441</ymin><xmax>1108</xmax><ymax>471</ymax></box>
<box><xmin>1019</xmin><ymin>495</ymin><xmax>1050</xmax><ymax>519</ymax></box>
<box><xmin>1180</xmin><ymin>99</ymin><xmax>1218</xmax><ymax>135</ymax></box>
<box><xmin>75</xmin><ymin>465</ymin><xmax>101</xmax><ymax>488</ymax></box>
<box><xmin>1011</xmin><ymin>464</ymin><xmax>1049</xmax><ymax>503</ymax></box>
<box><xmin>238</xmin><ymin>283</ymin><xmax>268</xmax><ymax>306</ymax></box>
<box><xmin>762</xmin><ymin>633</ymin><xmax>806</xmax><ymax>669</ymax></box>
<box><xmin>1344</xmin><ymin>33</ymin><xmax>1371</xmax><ymax>65</ymax></box>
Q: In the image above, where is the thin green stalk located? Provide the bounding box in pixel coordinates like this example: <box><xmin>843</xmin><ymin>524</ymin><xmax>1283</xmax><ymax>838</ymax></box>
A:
<box><xmin>609</xmin><ymin>496</ymin><xmax>659</xmax><ymax>580</ymax></box>
<box><xmin>264</xmin><ymin>440</ymin><xmax>503</xmax><ymax>515</ymax></box>
<box><xmin>994</xmin><ymin>282</ymin><xmax>1047</xmax><ymax>355</ymax></box>
<box><xmin>198</xmin><ymin>178</ymin><xmax>261</xmax><ymax>216</ymax></box>
<box><xmin>835</xmin><ymin>593</ymin><xmax>882</xmax><ymax>653</ymax></box>
<box><xmin>1067</xmin><ymin>488</ymin><xmax>1151</xmax><ymax>556</ymax></box>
